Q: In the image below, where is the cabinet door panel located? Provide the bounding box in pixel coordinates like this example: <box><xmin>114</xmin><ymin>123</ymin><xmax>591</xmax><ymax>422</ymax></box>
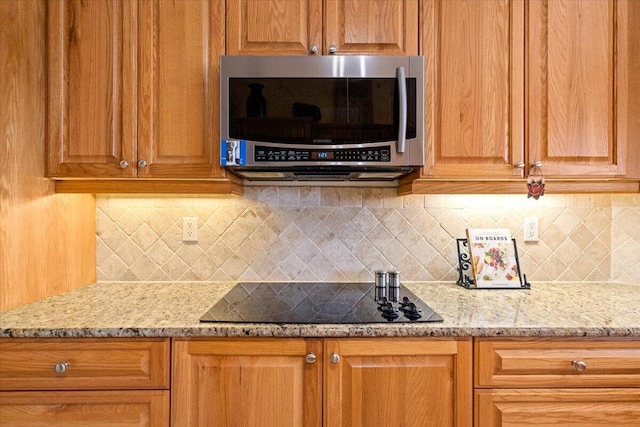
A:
<box><xmin>138</xmin><ymin>0</ymin><xmax>225</xmax><ymax>178</ymax></box>
<box><xmin>324</xmin><ymin>338</ymin><xmax>472</xmax><ymax>427</ymax></box>
<box><xmin>324</xmin><ymin>0</ymin><xmax>418</xmax><ymax>55</ymax></box>
<box><xmin>227</xmin><ymin>0</ymin><xmax>322</xmax><ymax>55</ymax></box>
<box><xmin>47</xmin><ymin>0</ymin><xmax>136</xmax><ymax>177</ymax></box>
<box><xmin>172</xmin><ymin>339</ymin><xmax>322</xmax><ymax>427</ymax></box>
<box><xmin>476</xmin><ymin>388</ymin><xmax>640</xmax><ymax>426</ymax></box>
<box><xmin>421</xmin><ymin>0</ymin><xmax>524</xmax><ymax>178</ymax></box>
<box><xmin>0</xmin><ymin>391</ymin><xmax>169</xmax><ymax>427</ymax></box>
<box><xmin>527</xmin><ymin>0</ymin><xmax>626</xmax><ymax>177</ymax></box>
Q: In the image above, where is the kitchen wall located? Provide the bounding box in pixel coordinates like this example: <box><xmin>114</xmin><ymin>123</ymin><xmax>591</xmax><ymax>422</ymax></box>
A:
<box><xmin>96</xmin><ymin>189</ymin><xmax>640</xmax><ymax>284</ymax></box>
<box><xmin>0</xmin><ymin>0</ymin><xmax>95</xmax><ymax>312</ymax></box>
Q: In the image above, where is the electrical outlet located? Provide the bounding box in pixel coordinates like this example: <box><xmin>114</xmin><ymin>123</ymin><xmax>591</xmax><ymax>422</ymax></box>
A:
<box><xmin>182</xmin><ymin>217</ymin><xmax>198</xmax><ymax>242</ymax></box>
<box><xmin>524</xmin><ymin>217</ymin><xmax>539</xmax><ymax>242</ymax></box>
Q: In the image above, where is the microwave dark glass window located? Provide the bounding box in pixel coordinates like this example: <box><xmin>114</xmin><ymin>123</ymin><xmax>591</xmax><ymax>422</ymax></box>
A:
<box><xmin>228</xmin><ymin>78</ymin><xmax>416</xmax><ymax>145</ymax></box>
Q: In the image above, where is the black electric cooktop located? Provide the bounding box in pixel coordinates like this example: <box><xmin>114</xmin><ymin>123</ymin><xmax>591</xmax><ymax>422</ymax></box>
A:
<box><xmin>200</xmin><ymin>282</ymin><xmax>443</xmax><ymax>324</ymax></box>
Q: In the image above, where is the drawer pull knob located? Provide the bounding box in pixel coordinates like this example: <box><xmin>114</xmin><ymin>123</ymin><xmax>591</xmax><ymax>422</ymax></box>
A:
<box><xmin>54</xmin><ymin>362</ymin><xmax>69</xmax><ymax>374</ymax></box>
<box><xmin>571</xmin><ymin>360</ymin><xmax>587</xmax><ymax>372</ymax></box>
<box><xmin>330</xmin><ymin>353</ymin><xmax>340</xmax><ymax>364</ymax></box>
<box><xmin>305</xmin><ymin>353</ymin><xmax>317</xmax><ymax>364</ymax></box>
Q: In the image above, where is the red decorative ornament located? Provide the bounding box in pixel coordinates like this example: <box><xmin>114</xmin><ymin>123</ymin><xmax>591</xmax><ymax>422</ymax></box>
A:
<box><xmin>527</xmin><ymin>164</ymin><xmax>545</xmax><ymax>199</ymax></box>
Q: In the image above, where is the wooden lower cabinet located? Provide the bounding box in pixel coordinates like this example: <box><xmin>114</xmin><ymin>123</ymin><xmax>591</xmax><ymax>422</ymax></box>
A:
<box><xmin>0</xmin><ymin>338</ymin><xmax>170</xmax><ymax>427</ymax></box>
<box><xmin>476</xmin><ymin>388</ymin><xmax>640</xmax><ymax>426</ymax></box>
<box><xmin>474</xmin><ymin>338</ymin><xmax>640</xmax><ymax>427</ymax></box>
<box><xmin>0</xmin><ymin>390</ymin><xmax>169</xmax><ymax>427</ymax></box>
<box><xmin>172</xmin><ymin>337</ymin><xmax>472</xmax><ymax>427</ymax></box>
<box><xmin>172</xmin><ymin>338</ymin><xmax>323</xmax><ymax>427</ymax></box>
<box><xmin>324</xmin><ymin>338</ymin><xmax>472</xmax><ymax>427</ymax></box>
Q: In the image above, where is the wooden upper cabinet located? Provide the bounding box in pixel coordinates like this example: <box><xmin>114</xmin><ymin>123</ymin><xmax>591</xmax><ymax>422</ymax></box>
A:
<box><xmin>323</xmin><ymin>338</ymin><xmax>472</xmax><ymax>427</ymax></box>
<box><xmin>48</xmin><ymin>0</ymin><xmax>229</xmax><ymax>181</ymax></box>
<box><xmin>527</xmin><ymin>0</ymin><xmax>630</xmax><ymax>178</ymax></box>
<box><xmin>419</xmin><ymin>0</ymin><xmax>524</xmax><ymax>179</ymax></box>
<box><xmin>227</xmin><ymin>0</ymin><xmax>418</xmax><ymax>56</ymax></box>
<box><xmin>324</xmin><ymin>0</ymin><xmax>418</xmax><ymax>55</ymax></box>
<box><xmin>137</xmin><ymin>0</ymin><xmax>225</xmax><ymax>178</ymax></box>
<box><xmin>227</xmin><ymin>0</ymin><xmax>323</xmax><ymax>55</ymax></box>
<box><xmin>47</xmin><ymin>0</ymin><xmax>137</xmax><ymax>178</ymax></box>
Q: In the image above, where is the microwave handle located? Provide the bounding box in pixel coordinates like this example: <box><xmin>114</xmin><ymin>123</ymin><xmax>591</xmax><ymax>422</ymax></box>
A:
<box><xmin>396</xmin><ymin>66</ymin><xmax>407</xmax><ymax>153</ymax></box>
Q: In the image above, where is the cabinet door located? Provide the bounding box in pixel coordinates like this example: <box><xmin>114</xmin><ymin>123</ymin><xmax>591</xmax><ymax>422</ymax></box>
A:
<box><xmin>420</xmin><ymin>0</ymin><xmax>524</xmax><ymax>179</ymax></box>
<box><xmin>476</xmin><ymin>388</ymin><xmax>640</xmax><ymax>426</ymax></box>
<box><xmin>137</xmin><ymin>0</ymin><xmax>226</xmax><ymax>178</ymax></box>
<box><xmin>0</xmin><ymin>390</ymin><xmax>169</xmax><ymax>427</ymax></box>
<box><xmin>324</xmin><ymin>338</ymin><xmax>472</xmax><ymax>427</ymax></box>
<box><xmin>527</xmin><ymin>0</ymin><xmax>629</xmax><ymax>177</ymax></box>
<box><xmin>227</xmin><ymin>0</ymin><xmax>322</xmax><ymax>55</ymax></box>
<box><xmin>47</xmin><ymin>0</ymin><xmax>137</xmax><ymax>178</ymax></box>
<box><xmin>324</xmin><ymin>0</ymin><xmax>418</xmax><ymax>55</ymax></box>
<box><xmin>172</xmin><ymin>338</ymin><xmax>322</xmax><ymax>427</ymax></box>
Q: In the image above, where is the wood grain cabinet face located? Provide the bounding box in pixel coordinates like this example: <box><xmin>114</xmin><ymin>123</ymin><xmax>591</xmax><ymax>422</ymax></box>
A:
<box><xmin>475</xmin><ymin>388</ymin><xmax>640</xmax><ymax>427</ymax></box>
<box><xmin>527</xmin><ymin>0</ymin><xmax>632</xmax><ymax>178</ymax></box>
<box><xmin>172</xmin><ymin>337</ymin><xmax>471</xmax><ymax>427</ymax></box>
<box><xmin>324</xmin><ymin>338</ymin><xmax>472</xmax><ymax>427</ymax></box>
<box><xmin>47</xmin><ymin>0</ymin><xmax>227</xmax><ymax>180</ymax></box>
<box><xmin>0</xmin><ymin>338</ymin><xmax>170</xmax><ymax>427</ymax></box>
<box><xmin>474</xmin><ymin>338</ymin><xmax>640</xmax><ymax>427</ymax></box>
<box><xmin>227</xmin><ymin>0</ymin><xmax>417</xmax><ymax>56</ymax></box>
<box><xmin>0</xmin><ymin>338</ymin><xmax>170</xmax><ymax>390</ymax></box>
<box><xmin>47</xmin><ymin>0</ymin><xmax>137</xmax><ymax>178</ymax></box>
<box><xmin>413</xmin><ymin>0</ymin><xmax>640</xmax><ymax>188</ymax></box>
<box><xmin>172</xmin><ymin>338</ymin><xmax>323</xmax><ymax>427</ymax></box>
<box><xmin>475</xmin><ymin>338</ymin><xmax>640</xmax><ymax>388</ymax></box>
<box><xmin>0</xmin><ymin>390</ymin><xmax>169</xmax><ymax>427</ymax></box>
<box><xmin>419</xmin><ymin>0</ymin><xmax>525</xmax><ymax>179</ymax></box>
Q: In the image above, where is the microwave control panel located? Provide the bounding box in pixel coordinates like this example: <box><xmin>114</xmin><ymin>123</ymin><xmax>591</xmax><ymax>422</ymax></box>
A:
<box><xmin>254</xmin><ymin>145</ymin><xmax>391</xmax><ymax>162</ymax></box>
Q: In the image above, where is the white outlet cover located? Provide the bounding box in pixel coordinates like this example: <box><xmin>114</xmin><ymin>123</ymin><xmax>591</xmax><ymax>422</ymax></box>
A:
<box><xmin>182</xmin><ymin>217</ymin><xmax>198</xmax><ymax>242</ymax></box>
<box><xmin>524</xmin><ymin>217</ymin><xmax>539</xmax><ymax>242</ymax></box>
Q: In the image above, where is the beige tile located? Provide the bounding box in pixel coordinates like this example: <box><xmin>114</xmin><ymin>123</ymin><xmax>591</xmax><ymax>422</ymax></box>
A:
<box><xmin>278</xmin><ymin>187</ymin><xmax>300</xmax><ymax>207</ymax></box>
<box><xmin>96</xmin><ymin>191</ymin><xmax>631</xmax><ymax>283</ymax></box>
<box><xmin>342</xmin><ymin>188</ymin><xmax>363</xmax><ymax>207</ymax></box>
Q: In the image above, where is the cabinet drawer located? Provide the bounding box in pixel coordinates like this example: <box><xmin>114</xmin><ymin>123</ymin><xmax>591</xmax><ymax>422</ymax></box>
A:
<box><xmin>0</xmin><ymin>390</ymin><xmax>169</xmax><ymax>427</ymax></box>
<box><xmin>475</xmin><ymin>338</ymin><xmax>640</xmax><ymax>388</ymax></box>
<box><xmin>475</xmin><ymin>388</ymin><xmax>640</xmax><ymax>426</ymax></box>
<box><xmin>0</xmin><ymin>338</ymin><xmax>169</xmax><ymax>390</ymax></box>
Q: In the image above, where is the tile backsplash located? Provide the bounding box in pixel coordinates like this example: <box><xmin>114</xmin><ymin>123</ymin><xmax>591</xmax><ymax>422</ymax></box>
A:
<box><xmin>96</xmin><ymin>189</ymin><xmax>640</xmax><ymax>284</ymax></box>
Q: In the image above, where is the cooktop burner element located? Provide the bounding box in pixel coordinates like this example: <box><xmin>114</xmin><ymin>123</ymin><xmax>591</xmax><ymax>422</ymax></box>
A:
<box><xmin>200</xmin><ymin>282</ymin><xmax>443</xmax><ymax>324</ymax></box>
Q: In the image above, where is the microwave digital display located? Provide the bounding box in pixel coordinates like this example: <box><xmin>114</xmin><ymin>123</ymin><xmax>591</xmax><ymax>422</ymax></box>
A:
<box><xmin>254</xmin><ymin>146</ymin><xmax>391</xmax><ymax>162</ymax></box>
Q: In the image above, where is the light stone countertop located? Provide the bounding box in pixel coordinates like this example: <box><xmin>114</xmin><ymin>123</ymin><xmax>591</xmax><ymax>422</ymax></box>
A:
<box><xmin>0</xmin><ymin>281</ymin><xmax>639</xmax><ymax>338</ymax></box>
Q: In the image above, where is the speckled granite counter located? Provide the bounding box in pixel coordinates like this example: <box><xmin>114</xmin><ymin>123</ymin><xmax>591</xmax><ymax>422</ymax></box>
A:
<box><xmin>1</xmin><ymin>282</ymin><xmax>639</xmax><ymax>338</ymax></box>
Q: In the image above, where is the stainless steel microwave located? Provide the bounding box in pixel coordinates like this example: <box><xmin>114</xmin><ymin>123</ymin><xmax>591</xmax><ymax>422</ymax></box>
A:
<box><xmin>220</xmin><ymin>55</ymin><xmax>424</xmax><ymax>182</ymax></box>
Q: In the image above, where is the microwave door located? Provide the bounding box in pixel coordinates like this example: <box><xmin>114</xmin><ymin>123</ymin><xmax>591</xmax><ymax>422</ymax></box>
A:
<box><xmin>396</xmin><ymin>66</ymin><xmax>407</xmax><ymax>154</ymax></box>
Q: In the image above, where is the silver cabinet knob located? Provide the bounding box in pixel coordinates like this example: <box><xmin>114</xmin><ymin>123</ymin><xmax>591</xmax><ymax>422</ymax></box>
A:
<box><xmin>572</xmin><ymin>360</ymin><xmax>587</xmax><ymax>372</ymax></box>
<box><xmin>305</xmin><ymin>353</ymin><xmax>317</xmax><ymax>364</ymax></box>
<box><xmin>54</xmin><ymin>362</ymin><xmax>69</xmax><ymax>374</ymax></box>
<box><xmin>532</xmin><ymin>161</ymin><xmax>543</xmax><ymax>168</ymax></box>
<box><xmin>119</xmin><ymin>160</ymin><xmax>129</xmax><ymax>168</ymax></box>
<box><xmin>138</xmin><ymin>159</ymin><xmax>148</xmax><ymax>168</ymax></box>
<box><xmin>309</xmin><ymin>45</ymin><xmax>318</xmax><ymax>54</ymax></box>
<box><xmin>330</xmin><ymin>353</ymin><xmax>340</xmax><ymax>364</ymax></box>
<box><xmin>328</xmin><ymin>45</ymin><xmax>337</xmax><ymax>54</ymax></box>
<box><xmin>514</xmin><ymin>161</ymin><xmax>525</xmax><ymax>169</ymax></box>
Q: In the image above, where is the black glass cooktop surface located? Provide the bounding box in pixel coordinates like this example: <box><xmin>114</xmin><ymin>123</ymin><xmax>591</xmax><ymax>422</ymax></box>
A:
<box><xmin>200</xmin><ymin>282</ymin><xmax>443</xmax><ymax>324</ymax></box>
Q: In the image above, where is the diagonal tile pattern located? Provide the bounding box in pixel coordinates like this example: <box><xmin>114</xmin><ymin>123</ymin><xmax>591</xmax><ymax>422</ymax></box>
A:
<box><xmin>95</xmin><ymin>191</ymin><xmax>640</xmax><ymax>284</ymax></box>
